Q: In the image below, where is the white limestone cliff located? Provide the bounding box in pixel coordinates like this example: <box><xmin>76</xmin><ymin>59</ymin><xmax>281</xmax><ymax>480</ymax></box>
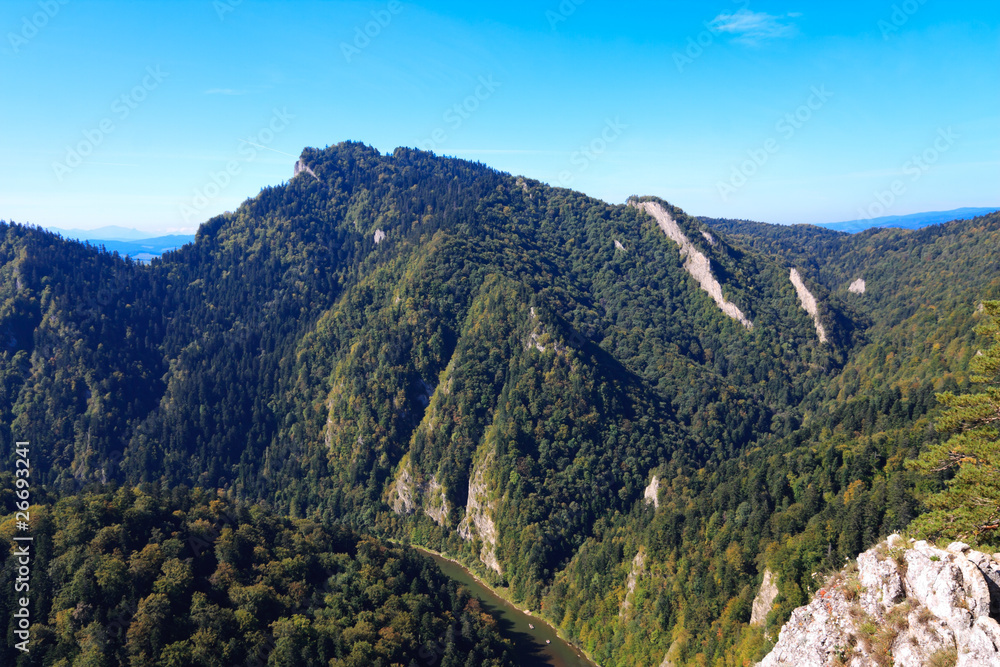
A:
<box><xmin>633</xmin><ymin>201</ymin><xmax>753</xmax><ymax>330</ymax></box>
<box><xmin>620</xmin><ymin>548</ymin><xmax>646</xmax><ymax>617</ymax></box>
<box><xmin>789</xmin><ymin>269</ymin><xmax>828</xmax><ymax>343</ymax></box>
<box><xmin>457</xmin><ymin>449</ymin><xmax>502</xmax><ymax>574</ymax></box>
<box><xmin>644</xmin><ymin>475</ymin><xmax>660</xmax><ymax>509</ymax></box>
<box><xmin>848</xmin><ymin>278</ymin><xmax>866</xmax><ymax>294</ymax></box>
<box><xmin>293</xmin><ymin>159</ymin><xmax>319</xmax><ymax>180</ymax></box>
<box><xmin>751</xmin><ymin>569</ymin><xmax>780</xmax><ymax>627</ymax></box>
<box><xmin>758</xmin><ymin>535</ymin><xmax>1000</xmax><ymax>667</ymax></box>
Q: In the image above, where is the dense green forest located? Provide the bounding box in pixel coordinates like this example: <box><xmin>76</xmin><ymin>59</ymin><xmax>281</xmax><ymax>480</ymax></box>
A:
<box><xmin>0</xmin><ymin>486</ymin><xmax>515</xmax><ymax>666</ymax></box>
<box><xmin>2</xmin><ymin>141</ymin><xmax>999</xmax><ymax>665</ymax></box>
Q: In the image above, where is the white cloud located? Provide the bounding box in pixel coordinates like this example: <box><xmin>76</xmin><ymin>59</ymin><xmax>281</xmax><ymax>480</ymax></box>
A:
<box><xmin>708</xmin><ymin>9</ymin><xmax>799</xmax><ymax>45</ymax></box>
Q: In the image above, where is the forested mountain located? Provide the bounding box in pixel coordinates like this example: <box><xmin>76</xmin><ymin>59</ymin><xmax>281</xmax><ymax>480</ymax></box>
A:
<box><xmin>2</xmin><ymin>141</ymin><xmax>999</xmax><ymax>665</ymax></box>
<box><xmin>0</xmin><ymin>487</ymin><xmax>515</xmax><ymax>666</ymax></box>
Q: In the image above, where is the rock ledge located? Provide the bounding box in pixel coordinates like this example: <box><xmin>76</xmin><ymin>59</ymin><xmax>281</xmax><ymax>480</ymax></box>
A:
<box><xmin>758</xmin><ymin>535</ymin><xmax>1000</xmax><ymax>667</ymax></box>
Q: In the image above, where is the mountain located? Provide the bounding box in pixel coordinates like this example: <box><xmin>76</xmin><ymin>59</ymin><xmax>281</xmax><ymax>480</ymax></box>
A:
<box><xmin>758</xmin><ymin>536</ymin><xmax>1000</xmax><ymax>666</ymax></box>
<box><xmin>79</xmin><ymin>235</ymin><xmax>196</xmax><ymax>261</ymax></box>
<box><xmin>2</xmin><ymin>141</ymin><xmax>1000</xmax><ymax>666</ymax></box>
<box><xmin>0</xmin><ymin>487</ymin><xmax>517</xmax><ymax>666</ymax></box>
<box><xmin>44</xmin><ymin>225</ymin><xmax>170</xmax><ymax>241</ymax></box>
<box><xmin>815</xmin><ymin>207</ymin><xmax>1000</xmax><ymax>233</ymax></box>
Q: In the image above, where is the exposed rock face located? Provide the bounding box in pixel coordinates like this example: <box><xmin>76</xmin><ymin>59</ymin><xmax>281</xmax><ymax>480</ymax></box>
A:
<box><xmin>644</xmin><ymin>475</ymin><xmax>660</xmax><ymax>508</ymax></box>
<box><xmin>751</xmin><ymin>569</ymin><xmax>779</xmax><ymax>626</ymax></box>
<box><xmin>614</xmin><ymin>239</ymin><xmax>626</xmax><ymax>251</ymax></box>
<box><xmin>701</xmin><ymin>230</ymin><xmax>717</xmax><ymax>246</ymax></box>
<box><xmin>620</xmin><ymin>548</ymin><xmax>646</xmax><ymax>617</ymax></box>
<box><xmin>758</xmin><ymin>535</ymin><xmax>1000</xmax><ymax>667</ymax></box>
<box><xmin>457</xmin><ymin>451</ymin><xmax>502</xmax><ymax>574</ymax></box>
<box><xmin>848</xmin><ymin>278</ymin><xmax>866</xmax><ymax>294</ymax></box>
<box><xmin>293</xmin><ymin>159</ymin><xmax>318</xmax><ymax>180</ymax></box>
<box><xmin>633</xmin><ymin>201</ymin><xmax>753</xmax><ymax>330</ymax></box>
<box><xmin>659</xmin><ymin>639</ymin><xmax>681</xmax><ymax>667</ymax></box>
<box><xmin>389</xmin><ymin>462</ymin><xmax>449</xmax><ymax>527</ymax></box>
<box><xmin>423</xmin><ymin>475</ymin><xmax>450</xmax><ymax>526</ymax></box>
<box><xmin>789</xmin><ymin>269</ymin><xmax>828</xmax><ymax>343</ymax></box>
<box><xmin>373</xmin><ymin>229</ymin><xmax>386</xmax><ymax>244</ymax></box>
<box><xmin>526</xmin><ymin>305</ymin><xmax>567</xmax><ymax>356</ymax></box>
<box><xmin>390</xmin><ymin>462</ymin><xmax>418</xmax><ymax>514</ymax></box>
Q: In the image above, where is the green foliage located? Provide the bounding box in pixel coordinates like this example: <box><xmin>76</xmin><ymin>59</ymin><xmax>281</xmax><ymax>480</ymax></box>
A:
<box><xmin>0</xmin><ymin>487</ymin><xmax>515</xmax><ymax>666</ymax></box>
<box><xmin>909</xmin><ymin>301</ymin><xmax>1000</xmax><ymax>547</ymax></box>
<box><xmin>2</xmin><ymin>144</ymin><xmax>1000</xmax><ymax>665</ymax></box>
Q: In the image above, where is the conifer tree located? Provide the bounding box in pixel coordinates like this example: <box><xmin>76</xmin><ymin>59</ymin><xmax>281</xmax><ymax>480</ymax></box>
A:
<box><xmin>909</xmin><ymin>301</ymin><xmax>1000</xmax><ymax>546</ymax></box>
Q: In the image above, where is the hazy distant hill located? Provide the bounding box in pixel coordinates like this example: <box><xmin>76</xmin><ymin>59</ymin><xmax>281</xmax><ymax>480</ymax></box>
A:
<box><xmin>82</xmin><ymin>234</ymin><xmax>195</xmax><ymax>261</ymax></box>
<box><xmin>45</xmin><ymin>225</ymin><xmax>171</xmax><ymax>241</ymax></box>
<box><xmin>816</xmin><ymin>206</ymin><xmax>999</xmax><ymax>233</ymax></box>
<box><xmin>43</xmin><ymin>226</ymin><xmax>196</xmax><ymax>260</ymax></box>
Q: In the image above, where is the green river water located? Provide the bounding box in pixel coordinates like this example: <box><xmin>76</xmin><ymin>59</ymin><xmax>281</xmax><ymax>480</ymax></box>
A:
<box><xmin>414</xmin><ymin>547</ymin><xmax>598</xmax><ymax>667</ymax></box>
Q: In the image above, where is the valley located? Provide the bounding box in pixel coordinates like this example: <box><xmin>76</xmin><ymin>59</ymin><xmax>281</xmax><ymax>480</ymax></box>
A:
<box><xmin>2</xmin><ymin>142</ymin><xmax>999</xmax><ymax>665</ymax></box>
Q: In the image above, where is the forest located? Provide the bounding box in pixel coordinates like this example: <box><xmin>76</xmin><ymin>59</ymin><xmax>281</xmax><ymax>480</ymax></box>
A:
<box><xmin>2</xmin><ymin>141</ymin><xmax>999</xmax><ymax>665</ymax></box>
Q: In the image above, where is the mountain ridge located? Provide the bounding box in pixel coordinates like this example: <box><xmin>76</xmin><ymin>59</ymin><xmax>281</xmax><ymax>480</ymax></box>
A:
<box><xmin>2</xmin><ymin>141</ymin><xmax>999</xmax><ymax>666</ymax></box>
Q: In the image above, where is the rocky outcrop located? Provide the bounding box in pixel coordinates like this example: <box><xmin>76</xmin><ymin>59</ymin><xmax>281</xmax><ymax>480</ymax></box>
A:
<box><xmin>526</xmin><ymin>306</ymin><xmax>567</xmax><ymax>356</ymax></box>
<box><xmin>659</xmin><ymin>639</ymin><xmax>681</xmax><ymax>667</ymax></box>
<box><xmin>457</xmin><ymin>450</ymin><xmax>502</xmax><ymax>574</ymax></box>
<box><xmin>789</xmin><ymin>269</ymin><xmax>828</xmax><ymax>343</ymax></box>
<box><xmin>390</xmin><ymin>462</ymin><xmax>419</xmax><ymax>515</ymax></box>
<box><xmin>644</xmin><ymin>475</ymin><xmax>660</xmax><ymax>509</ymax></box>
<box><xmin>423</xmin><ymin>475</ymin><xmax>450</xmax><ymax>526</ymax></box>
<box><xmin>373</xmin><ymin>229</ymin><xmax>386</xmax><ymax>244</ymax></box>
<box><xmin>701</xmin><ymin>230</ymin><xmax>717</xmax><ymax>246</ymax></box>
<box><xmin>633</xmin><ymin>201</ymin><xmax>753</xmax><ymax>330</ymax></box>
<box><xmin>615</xmin><ymin>239</ymin><xmax>626</xmax><ymax>251</ymax></box>
<box><xmin>620</xmin><ymin>548</ymin><xmax>646</xmax><ymax>617</ymax></box>
<box><xmin>848</xmin><ymin>278</ymin><xmax>866</xmax><ymax>294</ymax></box>
<box><xmin>389</xmin><ymin>461</ymin><xmax>449</xmax><ymax>527</ymax></box>
<box><xmin>751</xmin><ymin>569</ymin><xmax>779</xmax><ymax>626</ymax></box>
<box><xmin>758</xmin><ymin>535</ymin><xmax>1000</xmax><ymax>667</ymax></box>
<box><xmin>293</xmin><ymin>159</ymin><xmax>318</xmax><ymax>180</ymax></box>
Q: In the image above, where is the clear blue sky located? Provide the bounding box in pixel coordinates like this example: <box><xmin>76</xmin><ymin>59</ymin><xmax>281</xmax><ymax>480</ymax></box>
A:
<box><xmin>2</xmin><ymin>0</ymin><xmax>997</xmax><ymax>233</ymax></box>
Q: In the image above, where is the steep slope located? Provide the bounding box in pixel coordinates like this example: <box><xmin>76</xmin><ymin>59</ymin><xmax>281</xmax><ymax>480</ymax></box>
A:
<box><xmin>633</xmin><ymin>200</ymin><xmax>752</xmax><ymax>329</ymax></box>
<box><xmin>3</xmin><ymin>143</ymin><xmax>1000</xmax><ymax>665</ymax></box>
<box><xmin>0</xmin><ymin>487</ymin><xmax>516</xmax><ymax>666</ymax></box>
<box><xmin>758</xmin><ymin>536</ymin><xmax>1000</xmax><ymax>667</ymax></box>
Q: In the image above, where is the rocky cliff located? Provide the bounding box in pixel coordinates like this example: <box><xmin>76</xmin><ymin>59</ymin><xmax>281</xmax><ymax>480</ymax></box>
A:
<box><xmin>758</xmin><ymin>535</ymin><xmax>1000</xmax><ymax>667</ymax></box>
<box><xmin>632</xmin><ymin>200</ymin><xmax>753</xmax><ymax>329</ymax></box>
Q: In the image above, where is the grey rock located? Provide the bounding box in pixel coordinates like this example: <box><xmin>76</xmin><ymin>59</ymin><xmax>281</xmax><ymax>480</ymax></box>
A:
<box><xmin>751</xmin><ymin>569</ymin><xmax>779</xmax><ymax>627</ymax></box>
<box><xmin>758</xmin><ymin>536</ymin><xmax>1000</xmax><ymax>667</ymax></box>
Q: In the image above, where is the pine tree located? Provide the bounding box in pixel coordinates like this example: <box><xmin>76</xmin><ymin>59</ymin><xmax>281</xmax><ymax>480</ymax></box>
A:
<box><xmin>909</xmin><ymin>301</ymin><xmax>1000</xmax><ymax>546</ymax></box>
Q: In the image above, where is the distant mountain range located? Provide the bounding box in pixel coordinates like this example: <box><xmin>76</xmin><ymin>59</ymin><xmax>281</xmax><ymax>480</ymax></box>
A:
<box><xmin>43</xmin><ymin>226</ymin><xmax>195</xmax><ymax>261</ymax></box>
<box><xmin>816</xmin><ymin>207</ymin><xmax>999</xmax><ymax>233</ymax></box>
<box><xmin>44</xmin><ymin>225</ymin><xmax>175</xmax><ymax>241</ymax></box>
<box><xmin>77</xmin><ymin>235</ymin><xmax>196</xmax><ymax>262</ymax></box>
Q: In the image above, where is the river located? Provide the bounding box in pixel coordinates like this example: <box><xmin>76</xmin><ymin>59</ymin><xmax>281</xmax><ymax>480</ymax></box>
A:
<box><xmin>414</xmin><ymin>547</ymin><xmax>598</xmax><ymax>667</ymax></box>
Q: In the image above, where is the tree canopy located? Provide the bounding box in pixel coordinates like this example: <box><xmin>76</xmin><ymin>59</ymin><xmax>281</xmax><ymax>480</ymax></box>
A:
<box><xmin>909</xmin><ymin>301</ymin><xmax>1000</xmax><ymax>546</ymax></box>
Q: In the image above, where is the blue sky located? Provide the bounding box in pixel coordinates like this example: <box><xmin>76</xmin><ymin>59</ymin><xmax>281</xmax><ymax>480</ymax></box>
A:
<box><xmin>1</xmin><ymin>0</ymin><xmax>997</xmax><ymax>233</ymax></box>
